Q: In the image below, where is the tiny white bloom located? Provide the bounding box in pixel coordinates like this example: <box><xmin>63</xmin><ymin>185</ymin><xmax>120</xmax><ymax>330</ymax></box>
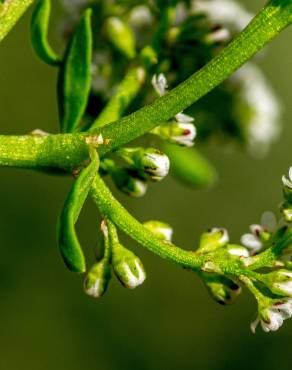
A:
<box><xmin>129</xmin><ymin>5</ymin><xmax>153</xmax><ymax>27</ymax></box>
<box><xmin>152</xmin><ymin>73</ymin><xmax>168</xmax><ymax>96</ymax></box>
<box><xmin>173</xmin><ymin>123</ymin><xmax>196</xmax><ymax>147</ymax></box>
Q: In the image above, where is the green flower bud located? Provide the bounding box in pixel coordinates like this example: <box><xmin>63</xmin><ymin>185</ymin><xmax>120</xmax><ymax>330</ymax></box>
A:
<box><xmin>84</xmin><ymin>260</ymin><xmax>111</xmax><ymax>298</ymax></box>
<box><xmin>105</xmin><ymin>17</ymin><xmax>136</xmax><ymax>59</ymax></box>
<box><xmin>143</xmin><ymin>220</ymin><xmax>173</xmax><ymax>242</ymax></box>
<box><xmin>152</xmin><ymin>118</ymin><xmax>196</xmax><ymax>147</ymax></box>
<box><xmin>202</xmin><ymin>273</ymin><xmax>241</xmax><ymax>305</ymax></box>
<box><xmin>111</xmin><ymin>168</ymin><xmax>148</xmax><ymax>197</ymax></box>
<box><xmin>112</xmin><ymin>244</ymin><xmax>146</xmax><ymax>289</ymax></box>
<box><xmin>261</xmin><ymin>269</ymin><xmax>292</xmax><ymax>298</ymax></box>
<box><xmin>118</xmin><ymin>147</ymin><xmax>170</xmax><ymax>181</ymax></box>
<box><xmin>198</xmin><ymin>228</ymin><xmax>229</xmax><ymax>254</ymax></box>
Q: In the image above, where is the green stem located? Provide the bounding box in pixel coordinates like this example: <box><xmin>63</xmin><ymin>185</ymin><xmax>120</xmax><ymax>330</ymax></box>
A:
<box><xmin>95</xmin><ymin>0</ymin><xmax>292</xmax><ymax>156</ymax></box>
<box><xmin>0</xmin><ymin>0</ymin><xmax>35</xmax><ymax>42</ymax></box>
<box><xmin>0</xmin><ymin>133</ymin><xmax>92</xmax><ymax>170</ymax></box>
<box><xmin>90</xmin><ymin>173</ymin><xmax>256</xmax><ymax>280</ymax></box>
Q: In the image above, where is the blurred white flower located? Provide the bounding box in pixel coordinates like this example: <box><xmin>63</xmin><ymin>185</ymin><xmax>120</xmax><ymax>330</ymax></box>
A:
<box><xmin>282</xmin><ymin>167</ymin><xmax>292</xmax><ymax>189</ymax></box>
<box><xmin>231</xmin><ymin>63</ymin><xmax>281</xmax><ymax>157</ymax></box>
<box><xmin>152</xmin><ymin>73</ymin><xmax>168</xmax><ymax>96</ymax></box>
<box><xmin>191</xmin><ymin>0</ymin><xmax>253</xmax><ymax>32</ymax></box>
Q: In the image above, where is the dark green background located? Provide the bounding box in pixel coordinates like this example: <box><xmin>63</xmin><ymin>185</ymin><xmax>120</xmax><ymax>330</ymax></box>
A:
<box><xmin>0</xmin><ymin>1</ymin><xmax>292</xmax><ymax>369</ymax></box>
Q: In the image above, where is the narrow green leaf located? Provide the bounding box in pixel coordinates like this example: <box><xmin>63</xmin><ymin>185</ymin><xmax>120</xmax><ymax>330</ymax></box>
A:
<box><xmin>162</xmin><ymin>143</ymin><xmax>217</xmax><ymax>188</ymax></box>
<box><xmin>58</xmin><ymin>147</ymin><xmax>99</xmax><ymax>273</ymax></box>
<box><xmin>58</xmin><ymin>8</ymin><xmax>92</xmax><ymax>133</ymax></box>
<box><xmin>31</xmin><ymin>0</ymin><xmax>61</xmax><ymax>66</ymax></box>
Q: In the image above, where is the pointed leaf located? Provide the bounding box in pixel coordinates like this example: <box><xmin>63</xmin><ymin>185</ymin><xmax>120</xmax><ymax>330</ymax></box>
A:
<box><xmin>58</xmin><ymin>147</ymin><xmax>99</xmax><ymax>272</ymax></box>
<box><xmin>31</xmin><ymin>0</ymin><xmax>61</xmax><ymax>66</ymax></box>
<box><xmin>58</xmin><ymin>8</ymin><xmax>92</xmax><ymax>133</ymax></box>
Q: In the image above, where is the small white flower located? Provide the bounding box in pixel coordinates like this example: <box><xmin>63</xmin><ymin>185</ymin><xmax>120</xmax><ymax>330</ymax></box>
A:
<box><xmin>152</xmin><ymin>73</ymin><xmax>168</xmax><ymax>96</ymax></box>
<box><xmin>251</xmin><ymin>299</ymin><xmax>292</xmax><ymax>333</ymax></box>
<box><xmin>241</xmin><ymin>227</ymin><xmax>264</xmax><ymax>254</ymax></box>
<box><xmin>282</xmin><ymin>167</ymin><xmax>292</xmax><ymax>189</ymax></box>
<box><xmin>172</xmin><ymin>123</ymin><xmax>196</xmax><ymax>147</ymax></box>
<box><xmin>143</xmin><ymin>151</ymin><xmax>170</xmax><ymax>179</ymax></box>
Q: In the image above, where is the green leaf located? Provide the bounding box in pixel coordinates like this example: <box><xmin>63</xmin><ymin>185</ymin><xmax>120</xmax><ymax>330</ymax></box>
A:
<box><xmin>58</xmin><ymin>8</ymin><xmax>92</xmax><ymax>133</ymax></box>
<box><xmin>30</xmin><ymin>0</ymin><xmax>61</xmax><ymax>66</ymax></box>
<box><xmin>162</xmin><ymin>143</ymin><xmax>217</xmax><ymax>188</ymax></box>
<box><xmin>58</xmin><ymin>147</ymin><xmax>99</xmax><ymax>273</ymax></box>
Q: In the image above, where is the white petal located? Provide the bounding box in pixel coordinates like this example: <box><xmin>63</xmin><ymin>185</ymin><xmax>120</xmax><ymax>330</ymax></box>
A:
<box><xmin>261</xmin><ymin>211</ymin><xmax>277</xmax><ymax>231</ymax></box>
<box><xmin>240</xmin><ymin>234</ymin><xmax>262</xmax><ymax>251</ymax></box>
<box><xmin>282</xmin><ymin>175</ymin><xmax>292</xmax><ymax>189</ymax></box>
<box><xmin>289</xmin><ymin>167</ymin><xmax>292</xmax><ymax>182</ymax></box>
<box><xmin>175</xmin><ymin>112</ymin><xmax>195</xmax><ymax>123</ymax></box>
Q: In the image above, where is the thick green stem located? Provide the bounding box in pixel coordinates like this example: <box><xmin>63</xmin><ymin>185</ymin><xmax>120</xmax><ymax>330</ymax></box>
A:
<box><xmin>95</xmin><ymin>0</ymin><xmax>292</xmax><ymax>156</ymax></box>
<box><xmin>0</xmin><ymin>0</ymin><xmax>35</xmax><ymax>42</ymax></box>
<box><xmin>0</xmin><ymin>133</ymin><xmax>92</xmax><ymax>170</ymax></box>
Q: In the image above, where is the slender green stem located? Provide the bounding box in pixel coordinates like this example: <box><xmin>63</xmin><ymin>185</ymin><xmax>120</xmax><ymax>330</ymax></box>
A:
<box><xmin>95</xmin><ymin>0</ymin><xmax>292</xmax><ymax>156</ymax></box>
<box><xmin>0</xmin><ymin>0</ymin><xmax>35</xmax><ymax>42</ymax></box>
<box><xmin>90</xmin><ymin>173</ymin><xmax>257</xmax><ymax>280</ymax></box>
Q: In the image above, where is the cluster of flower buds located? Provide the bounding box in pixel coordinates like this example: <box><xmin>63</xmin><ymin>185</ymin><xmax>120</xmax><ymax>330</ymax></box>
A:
<box><xmin>251</xmin><ymin>298</ymin><xmax>292</xmax><ymax>333</ymax></box>
<box><xmin>281</xmin><ymin>167</ymin><xmax>292</xmax><ymax>222</ymax></box>
<box><xmin>117</xmin><ymin>147</ymin><xmax>170</xmax><ymax>182</ymax></box>
<box><xmin>84</xmin><ymin>219</ymin><xmax>146</xmax><ymax>297</ymax></box>
<box><xmin>151</xmin><ymin>73</ymin><xmax>196</xmax><ymax>147</ymax></box>
<box><xmin>197</xmin><ymin>228</ymin><xmax>245</xmax><ymax>305</ymax></box>
<box><xmin>248</xmin><ymin>269</ymin><xmax>292</xmax><ymax>333</ymax></box>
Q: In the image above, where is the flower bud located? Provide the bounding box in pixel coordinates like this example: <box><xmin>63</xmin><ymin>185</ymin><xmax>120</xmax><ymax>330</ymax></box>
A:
<box><xmin>143</xmin><ymin>220</ymin><xmax>173</xmax><ymax>242</ymax></box>
<box><xmin>198</xmin><ymin>228</ymin><xmax>229</xmax><ymax>254</ymax></box>
<box><xmin>202</xmin><ymin>273</ymin><xmax>241</xmax><ymax>305</ymax></box>
<box><xmin>118</xmin><ymin>147</ymin><xmax>170</xmax><ymax>181</ymax></box>
<box><xmin>152</xmin><ymin>120</ymin><xmax>196</xmax><ymax>147</ymax></box>
<box><xmin>152</xmin><ymin>73</ymin><xmax>168</xmax><ymax>96</ymax></box>
<box><xmin>112</xmin><ymin>244</ymin><xmax>146</xmax><ymax>289</ymax></box>
<box><xmin>84</xmin><ymin>260</ymin><xmax>111</xmax><ymax>298</ymax></box>
<box><xmin>105</xmin><ymin>17</ymin><xmax>136</xmax><ymax>59</ymax></box>
<box><xmin>111</xmin><ymin>168</ymin><xmax>148</xmax><ymax>197</ymax></box>
<box><xmin>261</xmin><ymin>270</ymin><xmax>292</xmax><ymax>297</ymax></box>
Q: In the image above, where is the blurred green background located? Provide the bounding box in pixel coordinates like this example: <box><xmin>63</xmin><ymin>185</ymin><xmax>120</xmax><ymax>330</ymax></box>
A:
<box><xmin>0</xmin><ymin>1</ymin><xmax>292</xmax><ymax>369</ymax></box>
